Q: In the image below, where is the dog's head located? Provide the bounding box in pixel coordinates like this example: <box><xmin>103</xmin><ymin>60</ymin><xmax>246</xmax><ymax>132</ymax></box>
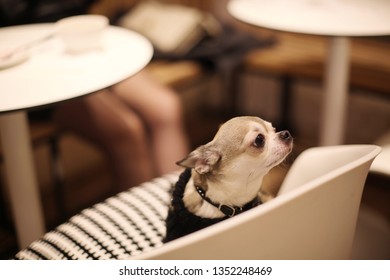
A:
<box><xmin>177</xmin><ymin>116</ymin><xmax>293</xmax><ymax>184</ymax></box>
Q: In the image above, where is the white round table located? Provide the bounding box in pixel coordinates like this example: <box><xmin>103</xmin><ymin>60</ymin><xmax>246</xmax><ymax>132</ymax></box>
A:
<box><xmin>228</xmin><ymin>0</ymin><xmax>390</xmax><ymax>145</ymax></box>
<box><xmin>0</xmin><ymin>24</ymin><xmax>153</xmax><ymax>248</ymax></box>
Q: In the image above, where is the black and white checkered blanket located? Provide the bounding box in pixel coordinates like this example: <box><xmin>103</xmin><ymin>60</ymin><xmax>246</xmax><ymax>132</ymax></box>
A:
<box><xmin>14</xmin><ymin>173</ymin><xmax>178</xmax><ymax>260</ymax></box>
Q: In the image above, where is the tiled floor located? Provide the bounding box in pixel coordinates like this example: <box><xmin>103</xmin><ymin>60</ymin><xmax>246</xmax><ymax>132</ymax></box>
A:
<box><xmin>352</xmin><ymin>204</ymin><xmax>390</xmax><ymax>259</ymax></box>
<box><xmin>352</xmin><ymin>174</ymin><xmax>390</xmax><ymax>260</ymax></box>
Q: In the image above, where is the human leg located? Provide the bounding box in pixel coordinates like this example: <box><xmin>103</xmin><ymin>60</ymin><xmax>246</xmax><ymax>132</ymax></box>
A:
<box><xmin>113</xmin><ymin>70</ymin><xmax>190</xmax><ymax>175</ymax></box>
<box><xmin>53</xmin><ymin>90</ymin><xmax>156</xmax><ymax>191</ymax></box>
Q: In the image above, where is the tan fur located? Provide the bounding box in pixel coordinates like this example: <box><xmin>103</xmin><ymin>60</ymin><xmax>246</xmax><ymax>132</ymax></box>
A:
<box><xmin>177</xmin><ymin>116</ymin><xmax>293</xmax><ymax>218</ymax></box>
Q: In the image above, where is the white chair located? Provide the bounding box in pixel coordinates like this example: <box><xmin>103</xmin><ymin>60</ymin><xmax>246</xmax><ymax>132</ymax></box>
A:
<box><xmin>14</xmin><ymin>145</ymin><xmax>380</xmax><ymax>260</ymax></box>
<box><xmin>133</xmin><ymin>145</ymin><xmax>381</xmax><ymax>260</ymax></box>
<box><xmin>370</xmin><ymin>130</ymin><xmax>390</xmax><ymax>176</ymax></box>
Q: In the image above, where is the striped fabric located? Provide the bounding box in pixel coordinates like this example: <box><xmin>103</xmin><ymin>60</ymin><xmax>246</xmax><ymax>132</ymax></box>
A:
<box><xmin>14</xmin><ymin>173</ymin><xmax>178</xmax><ymax>260</ymax></box>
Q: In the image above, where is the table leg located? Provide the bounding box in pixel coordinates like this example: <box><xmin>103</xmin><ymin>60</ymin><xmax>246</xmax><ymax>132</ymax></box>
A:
<box><xmin>0</xmin><ymin>111</ymin><xmax>45</xmax><ymax>248</ymax></box>
<box><xmin>319</xmin><ymin>37</ymin><xmax>350</xmax><ymax>146</ymax></box>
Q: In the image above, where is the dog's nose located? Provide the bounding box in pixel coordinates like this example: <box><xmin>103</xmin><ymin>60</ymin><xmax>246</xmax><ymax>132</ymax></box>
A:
<box><xmin>279</xmin><ymin>130</ymin><xmax>292</xmax><ymax>142</ymax></box>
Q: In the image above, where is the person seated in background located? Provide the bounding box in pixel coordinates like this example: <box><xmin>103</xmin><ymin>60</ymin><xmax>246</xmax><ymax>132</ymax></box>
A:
<box><xmin>53</xmin><ymin>70</ymin><xmax>189</xmax><ymax>192</ymax></box>
<box><xmin>0</xmin><ymin>0</ymin><xmax>190</xmax><ymax>192</ymax></box>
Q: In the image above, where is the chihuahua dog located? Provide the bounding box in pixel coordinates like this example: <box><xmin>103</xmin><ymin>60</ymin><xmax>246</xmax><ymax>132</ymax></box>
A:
<box><xmin>164</xmin><ymin>116</ymin><xmax>293</xmax><ymax>242</ymax></box>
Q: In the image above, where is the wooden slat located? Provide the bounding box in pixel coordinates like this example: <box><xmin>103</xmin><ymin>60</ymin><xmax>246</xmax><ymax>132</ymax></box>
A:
<box><xmin>146</xmin><ymin>60</ymin><xmax>205</xmax><ymax>88</ymax></box>
<box><xmin>244</xmin><ymin>32</ymin><xmax>390</xmax><ymax>95</ymax></box>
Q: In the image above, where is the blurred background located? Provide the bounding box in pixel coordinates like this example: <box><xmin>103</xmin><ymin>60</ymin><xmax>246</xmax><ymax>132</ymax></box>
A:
<box><xmin>0</xmin><ymin>0</ymin><xmax>389</xmax><ymax>259</ymax></box>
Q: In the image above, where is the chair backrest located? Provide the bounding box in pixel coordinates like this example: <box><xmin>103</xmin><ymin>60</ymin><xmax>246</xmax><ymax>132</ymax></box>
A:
<box><xmin>134</xmin><ymin>145</ymin><xmax>381</xmax><ymax>260</ymax></box>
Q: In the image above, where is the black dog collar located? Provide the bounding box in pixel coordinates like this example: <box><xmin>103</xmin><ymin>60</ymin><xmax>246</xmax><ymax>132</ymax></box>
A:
<box><xmin>195</xmin><ymin>185</ymin><xmax>260</xmax><ymax>217</ymax></box>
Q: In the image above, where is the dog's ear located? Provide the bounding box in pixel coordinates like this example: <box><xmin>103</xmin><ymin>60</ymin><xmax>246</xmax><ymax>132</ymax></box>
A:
<box><xmin>176</xmin><ymin>146</ymin><xmax>221</xmax><ymax>174</ymax></box>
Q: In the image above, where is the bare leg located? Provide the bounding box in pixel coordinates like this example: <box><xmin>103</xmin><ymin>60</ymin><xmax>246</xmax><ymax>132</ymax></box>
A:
<box><xmin>113</xmin><ymin>71</ymin><xmax>190</xmax><ymax>175</ymax></box>
<box><xmin>53</xmin><ymin>90</ymin><xmax>156</xmax><ymax>191</ymax></box>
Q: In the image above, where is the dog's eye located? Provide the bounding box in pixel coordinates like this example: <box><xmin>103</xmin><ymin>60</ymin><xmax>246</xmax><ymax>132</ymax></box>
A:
<box><xmin>254</xmin><ymin>134</ymin><xmax>265</xmax><ymax>148</ymax></box>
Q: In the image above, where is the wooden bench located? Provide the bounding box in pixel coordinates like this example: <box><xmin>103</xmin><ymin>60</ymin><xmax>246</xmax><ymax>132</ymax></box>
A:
<box><xmin>238</xmin><ymin>31</ymin><xmax>390</xmax><ymax>128</ymax></box>
<box><xmin>244</xmin><ymin>32</ymin><xmax>390</xmax><ymax>94</ymax></box>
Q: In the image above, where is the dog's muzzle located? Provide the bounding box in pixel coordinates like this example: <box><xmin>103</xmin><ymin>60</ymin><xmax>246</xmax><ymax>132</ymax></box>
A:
<box><xmin>279</xmin><ymin>130</ymin><xmax>292</xmax><ymax>142</ymax></box>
